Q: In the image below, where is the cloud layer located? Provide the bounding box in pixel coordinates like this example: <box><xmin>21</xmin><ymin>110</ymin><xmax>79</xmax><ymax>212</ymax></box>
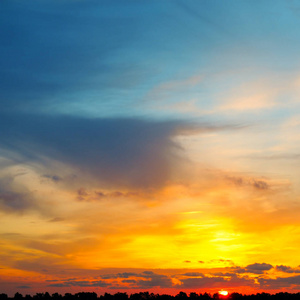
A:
<box><xmin>0</xmin><ymin>113</ymin><xmax>192</xmax><ymax>188</ymax></box>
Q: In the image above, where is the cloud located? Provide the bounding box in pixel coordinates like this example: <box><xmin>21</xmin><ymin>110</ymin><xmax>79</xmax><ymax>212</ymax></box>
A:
<box><xmin>258</xmin><ymin>275</ymin><xmax>300</xmax><ymax>289</ymax></box>
<box><xmin>77</xmin><ymin>188</ymin><xmax>89</xmax><ymax>201</ymax></box>
<box><xmin>48</xmin><ymin>217</ymin><xmax>64</xmax><ymax>223</ymax></box>
<box><xmin>179</xmin><ymin>276</ymin><xmax>226</xmax><ymax>289</ymax></box>
<box><xmin>226</xmin><ymin>175</ymin><xmax>270</xmax><ymax>191</ymax></box>
<box><xmin>42</xmin><ymin>174</ymin><xmax>62</xmax><ymax>183</ymax></box>
<box><xmin>134</xmin><ymin>271</ymin><xmax>173</xmax><ymax>288</ymax></box>
<box><xmin>179</xmin><ymin>273</ymin><xmax>255</xmax><ymax>289</ymax></box>
<box><xmin>13</xmin><ymin>265</ymin><xmax>300</xmax><ymax>292</ymax></box>
<box><xmin>233</xmin><ymin>267</ymin><xmax>247</xmax><ymax>274</ymax></box>
<box><xmin>76</xmin><ymin>187</ymin><xmax>137</xmax><ymax>201</ymax></box>
<box><xmin>213</xmin><ymin>272</ymin><xmax>237</xmax><ymax>277</ymax></box>
<box><xmin>245</xmin><ymin>263</ymin><xmax>273</xmax><ymax>274</ymax></box>
<box><xmin>0</xmin><ymin>113</ymin><xmax>195</xmax><ymax>189</ymax></box>
<box><xmin>77</xmin><ymin>188</ymin><xmax>137</xmax><ymax>201</ymax></box>
<box><xmin>47</xmin><ymin>283</ymin><xmax>68</xmax><ymax>288</ymax></box>
<box><xmin>122</xmin><ymin>280</ymin><xmax>137</xmax><ymax>283</ymax></box>
<box><xmin>208</xmin><ymin>259</ymin><xmax>235</xmax><ymax>265</ymax></box>
<box><xmin>0</xmin><ymin>190</ymin><xmax>32</xmax><ymax>212</ymax></box>
<box><xmin>45</xmin><ymin>270</ymin><xmax>252</xmax><ymax>291</ymax></box>
<box><xmin>48</xmin><ymin>280</ymin><xmax>110</xmax><ymax>288</ymax></box>
<box><xmin>181</xmin><ymin>272</ymin><xmax>204</xmax><ymax>277</ymax></box>
<box><xmin>100</xmin><ymin>273</ymin><xmax>139</xmax><ymax>280</ymax></box>
<box><xmin>101</xmin><ymin>271</ymin><xmax>173</xmax><ymax>289</ymax></box>
<box><xmin>0</xmin><ymin>112</ymin><xmax>240</xmax><ymax>190</ymax></box>
<box><xmin>230</xmin><ymin>264</ymin><xmax>274</xmax><ymax>275</ymax></box>
<box><xmin>0</xmin><ymin>176</ymin><xmax>37</xmax><ymax>213</ymax></box>
<box><xmin>252</xmin><ymin>180</ymin><xmax>269</xmax><ymax>190</ymax></box>
<box><xmin>276</xmin><ymin>265</ymin><xmax>300</xmax><ymax>274</ymax></box>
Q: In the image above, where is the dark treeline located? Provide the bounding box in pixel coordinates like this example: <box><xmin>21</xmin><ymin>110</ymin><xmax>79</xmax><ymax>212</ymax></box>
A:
<box><xmin>1</xmin><ymin>291</ymin><xmax>300</xmax><ymax>300</ymax></box>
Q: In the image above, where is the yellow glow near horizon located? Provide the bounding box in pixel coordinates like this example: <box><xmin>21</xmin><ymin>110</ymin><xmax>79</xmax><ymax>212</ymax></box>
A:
<box><xmin>218</xmin><ymin>291</ymin><xmax>229</xmax><ymax>296</ymax></box>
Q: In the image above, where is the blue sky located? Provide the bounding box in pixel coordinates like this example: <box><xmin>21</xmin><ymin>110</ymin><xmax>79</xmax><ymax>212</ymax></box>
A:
<box><xmin>3</xmin><ymin>0</ymin><xmax>300</xmax><ymax>119</ymax></box>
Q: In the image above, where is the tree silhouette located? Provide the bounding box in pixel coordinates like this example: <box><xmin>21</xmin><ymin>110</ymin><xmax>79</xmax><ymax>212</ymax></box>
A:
<box><xmin>2</xmin><ymin>291</ymin><xmax>300</xmax><ymax>300</ymax></box>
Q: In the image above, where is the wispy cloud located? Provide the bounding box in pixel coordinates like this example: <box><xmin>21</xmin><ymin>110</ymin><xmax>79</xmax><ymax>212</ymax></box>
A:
<box><xmin>0</xmin><ymin>176</ymin><xmax>37</xmax><ymax>213</ymax></box>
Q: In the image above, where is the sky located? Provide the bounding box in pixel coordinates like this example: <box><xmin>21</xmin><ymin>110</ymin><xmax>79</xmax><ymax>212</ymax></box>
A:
<box><xmin>1</xmin><ymin>0</ymin><xmax>300</xmax><ymax>296</ymax></box>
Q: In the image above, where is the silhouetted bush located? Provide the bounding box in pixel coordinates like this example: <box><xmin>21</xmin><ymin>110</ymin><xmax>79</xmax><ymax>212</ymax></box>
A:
<box><xmin>3</xmin><ymin>291</ymin><xmax>300</xmax><ymax>300</ymax></box>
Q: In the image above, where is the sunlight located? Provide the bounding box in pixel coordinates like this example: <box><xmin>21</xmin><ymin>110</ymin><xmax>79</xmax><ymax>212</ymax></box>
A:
<box><xmin>218</xmin><ymin>291</ymin><xmax>229</xmax><ymax>296</ymax></box>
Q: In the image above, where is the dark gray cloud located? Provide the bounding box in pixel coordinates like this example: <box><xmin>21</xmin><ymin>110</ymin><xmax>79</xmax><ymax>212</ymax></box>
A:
<box><xmin>100</xmin><ymin>272</ymin><xmax>139</xmax><ymax>280</ymax></box>
<box><xmin>78</xmin><ymin>189</ymin><xmax>141</xmax><ymax>202</ymax></box>
<box><xmin>179</xmin><ymin>276</ymin><xmax>226</xmax><ymax>288</ymax></box>
<box><xmin>0</xmin><ymin>190</ymin><xmax>32</xmax><ymax>212</ymax></box>
<box><xmin>0</xmin><ymin>113</ymin><xmax>197</xmax><ymax>189</ymax></box>
<box><xmin>0</xmin><ymin>176</ymin><xmax>37</xmax><ymax>213</ymax></box>
<box><xmin>47</xmin><ymin>270</ymin><xmax>174</xmax><ymax>289</ymax></box>
<box><xmin>276</xmin><ymin>265</ymin><xmax>300</xmax><ymax>274</ymax></box>
<box><xmin>258</xmin><ymin>275</ymin><xmax>300</xmax><ymax>289</ymax></box>
<box><xmin>15</xmin><ymin>265</ymin><xmax>300</xmax><ymax>291</ymax></box>
<box><xmin>229</xmin><ymin>263</ymin><xmax>273</xmax><ymax>275</ymax></box>
<box><xmin>245</xmin><ymin>263</ymin><xmax>273</xmax><ymax>274</ymax></box>
<box><xmin>230</xmin><ymin>263</ymin><xmax>274</xmax><ymax>275</ymax></box>
<box><xmin>134</xmin><ymin>271</ymin><xmax>173</xmax><ymax>288</ymax></box>
<box><xmin>122</xmin><ymin>280</ymin><xmax>137</xmax><ymax>284</ymax></box>
<box><xmin>101</xmin><ymin>271</ymin><xmax>173</xmax><ymax>289</ymax></box>
<box><xmin>42</xmin><ymin>174</ymin><xmax>62</xmax><ymax>183</ymax></box>
<box><xmin>77</xmin><ymin>188</ymin><xmax>89</xmax><ymax>201</ymax></box>
<box><xmin>252</xmin><ymin>180</ymin><xmax>269</xmax><ymax>190</ymax></box>
<box><xmin>118</xmin><ymin>272</ymin><xmax>140</xmax><ymax>279</ymax></box>
<box><xmin>213</xmin><ymin>272</ymin><xmax>237</xmax><ymax>277</ymax></box>
<box><xmin>179</xmin><ymin>273</ymin><xmax>255</xmax><ymax>289</ymax></box>
<box><xmin>226</xmin><ymin>176</ymin><xmax>270</xmax><ymax>191</ymax></box>
<box><xmin>233</xmin><ymin>267</ymin><xmax>247</xmax><ymax>274</ymax></box>
<box><xmin>48</xmin><ymin>280</ymin><xmax>109</xmax><ymax>288</ymax></box>
<box><xmin>181</xmin><ymin>272</ymin><xmax>204</xmax><ymax>277</ymax></box>
<box><xmin>47</xmin><ymin>283</ymin><xmax>67</xmax><ymax>288</ymax></box>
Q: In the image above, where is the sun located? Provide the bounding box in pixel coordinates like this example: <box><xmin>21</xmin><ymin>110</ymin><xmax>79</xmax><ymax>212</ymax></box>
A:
<box><xmin>218</xmin><ymin>291</ymin><xmax>229</xmax><ymax>296</ymax></box>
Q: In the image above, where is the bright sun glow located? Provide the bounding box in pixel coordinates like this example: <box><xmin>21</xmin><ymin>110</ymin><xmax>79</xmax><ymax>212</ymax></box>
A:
<box><xmin>219</xmin><ymin>291</ymin><xmax>229</xmax><ymax>296</ymax></box>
